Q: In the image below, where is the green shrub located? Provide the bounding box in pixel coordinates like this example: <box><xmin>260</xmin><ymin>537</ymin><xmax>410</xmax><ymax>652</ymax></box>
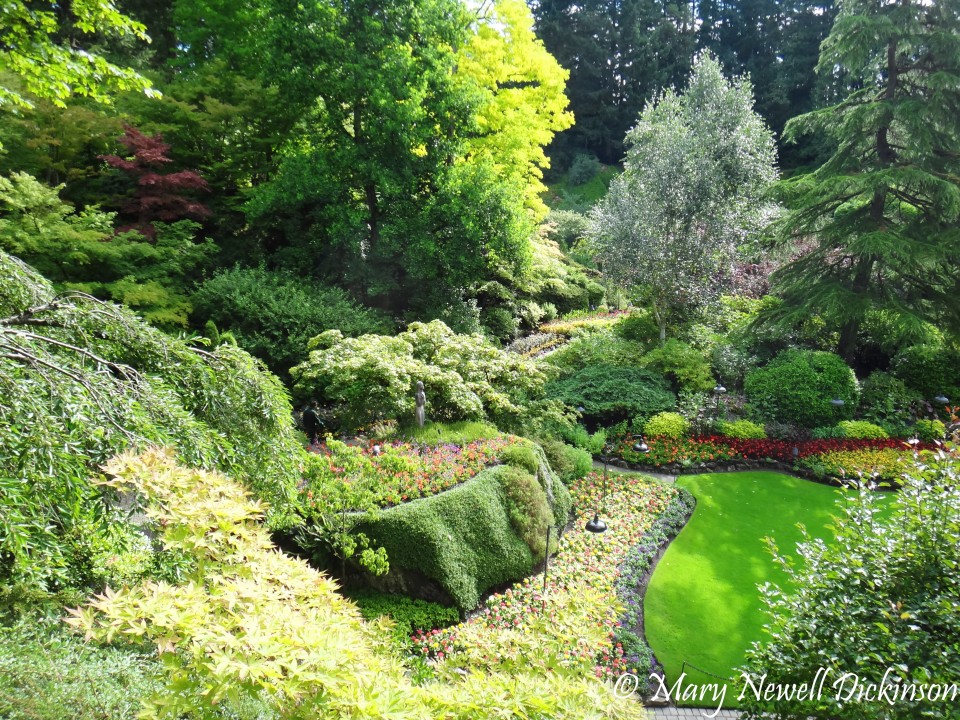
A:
<box><xmin>567</xmin><ymin>152</ymin><xmax>601</xmax><ymax>186</ymax></box>
<box><xmin>640</xmin><ymin>339</ymin><xmax>715</xmax><ymax>393</ymax></box>
<box><xmin>346</xmin><ymin>589</ymin><xmax>460</xmax><ymax>646</ymax></box>
<box><xmin>542</xmin><ymin>210</ymin><xmax>589</xmax><ymax>249</ymax></box>
<box><xmin>540</xmin><ymin>440</ymin><xmax>594</xmax><ymax>485</ymax></box>
<box><xmin>716</xmin><ymin>419</ymin><xmax>767</xmax><ymax>439</ymax></box>
<box><xmin>545</xmin><ymin>327</ymin><xmax>646</xmax><ymax>375</ymax></box>
<box><xmin>499</xmin><ymin>466</ymin><xmax>555</xmax><ymax>559</ymax></box>
<box><xmin>546</xmin><ymin>365</ymin><xmax>675</xmax><ymax>425</ymax></box>
<box><xmin>400</xmin><ymin>421</ymin><xmax>499</xmax><ymax>444</ymax></box>
<box><xmin>643</xmin><ymin>412</ymin><xmax>690</xmax><ymax>439</ymax></box>
<box><xmin>744</xmin><ymin>350</ymin><xmax>859</xmax><ymax>428</ymax></box>
<box><xmin>891</xmin><ymin>344</ymin><xmax>960</xmax><ymax>399</ymax></box>
<box><xmin>614</xmin><ymin>311</ymin><xmax>660</xmax><ymax>347</ymax></box>
<box><xmin>811</xmin><ymin>425</ymin><xmax>846</xmax><ymax>440</ymax></box>
<box><xmin>500</xmin><ymin>444</ymin><xmax>539</xmax><ymax>475</ymax></box>
<box><xmin>561</xmin><ymin>425</ymin><xmax>608</xmax><ymax>454</ymax></box>
<box><xmin>912</xmin><ymin>419</ymin><xmax>946</xmax><ymax>442</ymax></box>
<box><xmin>837</xmin><ymin>420</ymin><xmax>889</xmax><ymax>439</ymax></box>
<box><xmin>857</xmin><ymin>371</ymin><xmax>919</xmax><ymax>427</ymax></box>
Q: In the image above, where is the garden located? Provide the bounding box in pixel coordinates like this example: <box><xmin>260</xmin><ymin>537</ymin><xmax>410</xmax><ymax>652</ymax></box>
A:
<box><xmin>2</xmin><ymin>1</ymin><xmax>960</xmax><ymax>719</ymax></box>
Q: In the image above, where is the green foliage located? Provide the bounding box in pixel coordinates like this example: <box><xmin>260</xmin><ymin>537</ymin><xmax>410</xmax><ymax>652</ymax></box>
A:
<box><xmin>913</xmin><ymin>419</ymin><xmax>946</xmax><ymax>443</ymax></box>
<box><xmin>716</xmin><ymin>419</ymin><xmax>767</xmax><ymax>440</ymax></box>
<box><xmin>0</xmin><ymin>251</ymin><xmax>303</xmax><ymax>591</ymax></box>
<box><xmin>891</xmin><ymin>344</ymin><xmax>960</xmax><ymax>400</ymax></box>
<box><xmin>542</xmin><ymin>209</ymin><xmax>590</xmax><ymax>249</ymax></box>
<box><xmin>615</xmin><ymin>310</ymin><xmax>661</xmax><ymax>347</ymax></box>
<box><xmin>544</xmin><ymin>327</ymin><xmax>646</xmax><ymax>376</ymax></box>
<box><xmin>643</xmin><ymin>412</ymin><xmax>691</xmax><ymax>439</ymax></box>
<box><xmin>292</xmin><ymin>320</ymin><xmax>549</xmax><ymax>432</ymax></box>
<box><xmin>640</xmin><ymin>339</ymin><xmax>715</xmax><ymax>393</ymax></box>
<box><xmin>399</xmin><ymin>421</ymin><xmax>500</xmax><ymax>445</ymax></box>
<box><xmin>567</xmin><ymin>152</ymin><xmax>601</xmax><ymax>186</ymax></box>
<box><xmin>345</xmin><ymin>589</ymin><xmax>460</xmax><ymax>647</ymax></box>
<box><xmin>857</xmin><ymin>371</ymin><xmax>919</xmax><ymax>429</ymax></box>
<box><xmin>500</xmin><ymin>444</ymin><xmax>540</xmax><ymax>476</ymax></box>
<box><xmin>539</xmin><ymin>440</ymin><xmax>594</xmax><ymax>485</ymax></box>
<box><xmin>741</xmin><ymin>452</ymin><xmax>960</xmax><ymax>720</ymax></box>
<box><xmin>192</xmin><ymin>266</ymin><xmax>391</xmax><ymax>377</ymax></box>
<box><xmin>810</xmin><ymin>425</ymin><xmax>846</xmax><ymax>440</ymax></box>
<box><xmin>499</xmin><ymin>466</ymin><xmax>555</xmax><ymax>559</ymax></box>
<box><xmin>0</xmin><ymin>614</ymin><xmax>163</xmax><ymax>720</ymax></box>
<box><xmin>546</xmin><ymin>365</ymin><xmax>675</xmax><ymax>425</ymax></box>
<box><xmin>836</xmin><ymin>420</ymin><xmax>888</xmax><ymax>440</ymax></box>
<box><xmin>744</xmin><ymin>350</ymin><xmax>859</xmax><ymax>428</ymax></box>
<box><xmin>562</xmin><ymin>425</ymin><xmax>609</xmax><ymax>455</ymax></box>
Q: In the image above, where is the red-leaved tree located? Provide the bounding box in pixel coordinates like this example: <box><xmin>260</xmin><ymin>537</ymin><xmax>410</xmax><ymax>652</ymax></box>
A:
<box><xmin>100</xmin><ymin>125</ymin><xmax>210</xmax><ymax>237</ymax></box>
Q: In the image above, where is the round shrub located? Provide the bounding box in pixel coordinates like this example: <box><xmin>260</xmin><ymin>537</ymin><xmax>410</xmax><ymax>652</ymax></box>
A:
<box><xmin>837</xmin><ymin>420</ymin><xmax>889</xmax><ymax>440</ymax></box>
<box><xmin>643</xmin><ymin>412</ymin><xmax>690</xmax><ymax>439</ymax></box>
<box><xmin>716</xmin><ymin>419</ymin><xmax>766</xmax><ymax>439</ymax></box>
<box><xmin>539</xmin><ymin>440</ymin><xmax>594</xmax><ymax>485</ymax></box>
<box><xmin>500</xmin><ymin>444</ymin><xmax>539</xmax><ymax>476</ymax></box>
<box><xmin>545</xmin><ymin>365</ymin><xmax>675</xmax><ymax>425</ymax></box>
<box><xmin>744</xmin><ymin>350</ymin><xmax>859</xmax><ymax>428</ymax></box>
<box><xmin>640</xmin><ymin>339</ymin><xmax>714</xmax><ymax>393</ymax></box>
<box><xmin>858</xmin><ymin>371</ymin><xmax>918</xmax><ymax>427</ymax></box>
<box><xmin>891</xmin><ymin>344</ymin><xmax>960</xmax><ymax>399</ymax></box>
<box><xmin>614</xmin><ymin>311</ymin><xmax>660</xmax><ymax>347</ymax></box>
<box><xmin>912</xmin><ymin>419</ymin><xmax>946</xmax><ymax>442</ymax></box>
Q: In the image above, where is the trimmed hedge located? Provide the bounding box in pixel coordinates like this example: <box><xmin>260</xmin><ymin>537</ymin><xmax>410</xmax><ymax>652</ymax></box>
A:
<box><xmin>361</xmin><ymin>444</ymin><xmax>571</xmax><ymax>612</ymax></box>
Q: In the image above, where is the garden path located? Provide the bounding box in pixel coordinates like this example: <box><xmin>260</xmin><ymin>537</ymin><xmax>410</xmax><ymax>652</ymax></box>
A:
<box><xmin>592</xmin><ymin>460</ymin><xmax>677</xmax><ymax>484</ymax></box>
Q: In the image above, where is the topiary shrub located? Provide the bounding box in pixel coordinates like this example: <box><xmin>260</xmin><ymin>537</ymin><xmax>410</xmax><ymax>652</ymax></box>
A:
<box><xmin>639</xmin><ymin>339</ymin><xmax>715</xmax><ymax>393</ymax></box>
<box><xmin>744</xmin><ymin>350</ymin><xmax>858</xmax><ymax>428</ymax></box>
<box><xmin>858</xmin><ymin>371</ymin><xmax>919</xmax><ymax>428</ymax></box>
<box><xmin>643</xmin><ymin>412</ymin><xmax>690</xmax><ymax>439</ymax></box>
<box><xmin>540</xmin><ymin>440</ymin><xmax>594</xmax><ymax>485</ymax></box>
<box><xmin>837</xmin><ymin>420</ymin><xmax>889</xmax><ymax>440</ymax></box>
<box><xmin>500</xmin><ymin>444</ymin><xmax>539</xmax><ymax>476</ymax></box>
<box><xmin>716</xmin><ymin>419</ymin><xmax>766</xmax><ymax>439</ymax></box>
<box><xmin>500</xmin><ymin>466</ymin><xmax>555</xmax><ymax>559</ymax></box>
<box><xmin>912</xmin><ymin>419</ymin><xmax>946</xmax><ymax>442</ymax></box>
<box><xmin>545</xmin><ymin>365</ymin><xmax>675</xmax><ymax>425</ymax></box>
<box><xmin>891</xmin><ymin>344</ymin><xmax>960</xmax><ymax>399</ymax></box>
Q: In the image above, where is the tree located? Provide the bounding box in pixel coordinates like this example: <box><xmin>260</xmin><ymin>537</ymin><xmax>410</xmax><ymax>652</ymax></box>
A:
<box><xmin>762</xmin><ymin>0</ymin><xmax>960</xmax><ymax>363</ymax></box>
<box><xmin>0</xmin><ymin>1</ymin><xmax>154</xmax><ymax>112</ymax></box>
<box><xmin>100</xmin><ymin>125</ymin><xmax>210</xmax><ymax>238</ymax></box>
<box><xmin>740</xmin><ymin>448</ymin><xmax>960</xmax><ymax>720</ymax></box>
<box><xmin>589</xmin><ymin>53</ymin><xmax>778</xmax><ymax>341</ymax></box>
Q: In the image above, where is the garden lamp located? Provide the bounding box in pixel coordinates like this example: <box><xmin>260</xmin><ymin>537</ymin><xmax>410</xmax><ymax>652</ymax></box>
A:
<box><xmin>934</xmin><ymin>395</ymin><xmax>950</xmax><ymax>406</ymax></box>
<box><xmin>713</xmin><ymin>384</ymin><xmax>727</xmax><ymax>420</ymax></box>
<box><xmin>586</xmin><ymin>442</ymin><xmax>612</xmax><ymax>533</ymax></box>
<box><xmin>830</xmin><ymin>398</ymin><xmax>845</xmax><ymax>407</ymax></box>
<box><xmin>633</xmin><ymin>440</ymin><xmax>649</xmax><ymax>453</ymax></box>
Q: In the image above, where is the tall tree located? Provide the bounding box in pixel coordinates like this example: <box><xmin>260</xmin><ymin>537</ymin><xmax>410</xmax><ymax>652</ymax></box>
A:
<box><xmin>589</xmin><ymin>53</ymin><xmax>777</xmax><ymax>341</ymax></box>
<box><xmin>762</xmin><ymin>0</ymin><xmax>960</xmax><ymax>363</ymax></box>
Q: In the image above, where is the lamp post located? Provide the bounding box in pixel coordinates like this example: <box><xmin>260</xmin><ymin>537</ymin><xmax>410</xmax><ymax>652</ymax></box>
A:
<box><xmin>585</xmin><ymin>442</ymin><xmax>613</xmax><ymax>533</ymax></box>
<box><xmin>713</xmin><ymin>384</ymin><xmax>727</xmax><ymax>421</ymax></box>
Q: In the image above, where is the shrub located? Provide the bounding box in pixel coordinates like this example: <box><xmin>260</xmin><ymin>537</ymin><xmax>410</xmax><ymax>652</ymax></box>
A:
<box><xmin>614</xmin><ymin>311</ymin><xmax>661</xmax><ymax>347</ymax></box>
<box><xmin>912</xmin><ymin>419</ymin><xmax>946</xmax><ymax>442</ymax></box>
<box><xmin>543</xmin><ymin>210</ymin><xmax>589</xmax><ymax>248</ymax></box>
<box><xmin>562</xmin><ymin>424</ymin><xmax>609</xmax><ymax>455</ymax></box>
<box><xmin>545</xmin><ymin>327</ymin><xmax>646</xmax><ymax>375</ymax></box>
<box><xmin>643</xmin><ymin>412</ymin><xmax>691</xmax><ymax>439</ymax></box>
<box><xmin>567</xmin><ymin>152</ymin><xmax>601</xmax><ymax>186</ymax></box>
<box><xmin>857</xmin><ymin>371</ymin><xmax>918</xmax><ymax>427</ymax></box>
<box><xmin>546</xmin><ymin>365</ymin><xmax>675</xmax><ymax>425</ymax></box>
<box><xmin>500</xmin><ymin>466</ymin><xmax>555</xmax><ymax>559</ymax></box>
<box><xmin>717</xmin><ymin>419</ymin><xmax>767</xmax><ymax>439</ymax></box>
<box><xmin>345</xmin><ymin>589</ymin><xmax>460</xmax><ymax>647</ymax></box>
<box><xmin>811</xmin><ymin>425</ymin><xmax>846</xmax><ymax>440</ymax></box>
<box><xmin>891</xmin><ymin>344</ymin><xmax>960</xmax><ymax>399</ymax></box>
<box><xmin>500</xmin><ymin>443</ymin><xmax>539</xmax><ymax>475</ymax></box>
<box><xmin>540</xmin><ymin>440</ymin><xmax>594</xmax><ymax>485</ymax></box>
<box><xmin>192</xmin><ymin>266</ymin><xmax>391</xmax><ymax>377</ymax></box>
<box><xmin>837</xmin><ymin>420</ymin><xmax>889</xmax><ymax>439</ymax></box>
<box><xmin>399</xmin><ymin>420</ymin><xmax>499</xmax><ymax>444</ymax></box>
<box><xmin>639</xmin><ymin>339</ymin><xmax>715</xmax><ymax>393</ymax></box>
<box><xmin>745</xmin><ymin>350</ymin><xmax>858</xmax><ymax>428</ymax></box>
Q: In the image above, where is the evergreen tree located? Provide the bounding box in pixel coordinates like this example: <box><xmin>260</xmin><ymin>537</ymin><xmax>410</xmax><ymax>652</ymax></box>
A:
<box><xmin>763</xmin><ymin>0</ymin><xmax>960</xmax><ymax>363</ymax></box>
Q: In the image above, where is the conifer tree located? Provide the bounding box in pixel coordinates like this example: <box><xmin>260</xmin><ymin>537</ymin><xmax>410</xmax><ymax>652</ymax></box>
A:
<box><xmin>764</xmin><ymin>0</ymin><xmax>960</xmax><ymax>361</ymax></box>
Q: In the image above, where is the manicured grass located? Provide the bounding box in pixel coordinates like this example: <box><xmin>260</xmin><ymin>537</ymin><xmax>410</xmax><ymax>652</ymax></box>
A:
<box><xmin>644</xmin><ymin>472</ymin><xmax>850</xmax><ymax>708</ymax></box>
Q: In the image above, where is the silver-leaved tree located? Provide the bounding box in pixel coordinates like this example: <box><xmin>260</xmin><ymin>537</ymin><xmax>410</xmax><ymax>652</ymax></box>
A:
<box><xmin>589</xmin><ymin>52</ymin><xmax>778</xmax><ymax>342</ymax></box>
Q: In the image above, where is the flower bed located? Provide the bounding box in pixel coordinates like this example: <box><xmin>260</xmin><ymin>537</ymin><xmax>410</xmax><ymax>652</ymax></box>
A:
<box><xmin>505</xmin><ymin>332</ymin><xmax>564</xmax><ymax>358</ymax></box>
<box><xmin>303</xmin><ymin>436</ymin><xmax>516</xmax><ymax>508</ymax></box>
<box><xmin>540</xmin><ymin>309</ymin><xmax>630</xmax><ymax>337</ymax></box>
<box><xmin>797</xmin><ymin>446</ymin><xmax>935</xmax><ymax>483</ymax></box>
<box><xmin>412</xmin><ymin>471</ymin><xmax>679</xmax><ymax>686</ymax></box>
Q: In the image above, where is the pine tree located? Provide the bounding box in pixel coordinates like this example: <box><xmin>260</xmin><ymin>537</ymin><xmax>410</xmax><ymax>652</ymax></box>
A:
<box><xmin>764</xmin><ymin>0</ymin><xmax>960</xmax><ymax>362</ymax></box>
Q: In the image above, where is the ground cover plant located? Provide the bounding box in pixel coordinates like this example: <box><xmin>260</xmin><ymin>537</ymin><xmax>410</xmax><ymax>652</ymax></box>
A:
<box><xmin>644</xmin><ymin>471</ymin><xmax>868</xmax><ymax>707</ymax></box>
<box><xmin>413</xmin><ymin>470</ymin><xmax>679</xmax><ymax>684</ymax></box>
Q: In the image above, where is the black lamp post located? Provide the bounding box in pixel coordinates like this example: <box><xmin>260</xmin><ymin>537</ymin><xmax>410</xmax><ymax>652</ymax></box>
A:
<box><xmin>633</xmin><ymin>440</ymin><xmax>649</xmax><ymax>454</ymax></box>
<box><xmin>585</xmin><ymin>442</ymin><xmax>613</xmax><ymax>533</ymax></box>
<box><xmin>713</xmin><ymin>384</ymin><xmax>727</xmax><ymax>420</ymax></box>
<box><xmin>934</xmin><ymin>395</ymin><xmax>950</xmax><ymax>406</ymax></box>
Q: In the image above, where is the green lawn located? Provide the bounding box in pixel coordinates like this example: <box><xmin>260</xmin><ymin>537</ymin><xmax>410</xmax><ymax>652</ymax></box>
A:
<box><xmin>644</xmin><ymin>471</ymin><xmax>850</xmax><ymax>708</ymax></box>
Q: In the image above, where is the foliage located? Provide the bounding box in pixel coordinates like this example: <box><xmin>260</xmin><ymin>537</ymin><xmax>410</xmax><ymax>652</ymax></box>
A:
<box><xmin>740</xmin><ymin>451</ymin><xmax>960</xmax><ymax>720</ymax></box>
<box><xmin>891</xmin><ymin>344</ymin><xmax>960</xmax><ymax>400</ymax></box>
<box><xmin>615</xmin><ymin>310</ymin><xmax>661</xmax><ymax>347</ymax></box>
<box><xmin>619</xmin><ymin>436</ymin><xmax>738</xmax><ymax>468</ymax></box>
<box><xmin>539</xmin><ymin>440</ymin><xmax>594</xmax><ymax>485</ymax></box>
<box><xmin>913</xmin><ymin>419</ymin><xmax>946</xmax><ymax>443</ymax></box>
<box><xmin>744</xmin><ymin>349</ymin><xmax>859</xmax><ymax>428</ymax></box>
<box><xmin>589</xmin><ymin>53</ymin><xmax>777</xmax><ymax>341</ymax></box>
<box><xmin>192</xmin><ymin>266</ymin><xmax>391</xmax><ymax>377</ymax></box>
<box><xmin>505</xmin><ymin>332</ymin><xmax>563</xmax><ymax>358</ymax></box>
<box><xmin>643</xmin><ymin>412</ymin><xmax>691</xmax><ymax>440</ymax></box>
<box><xmin>639</xmin><ymin>339</ymin><xmax>715</xmax><ymax>393</ymax></box>
<box><xmin>0</xmin><ymin>613</ymin><xmax>163</xmax><ymax>720</ymax></box>
<box><xmin>345</xmin><ymin>588</ymin><xmax>460</xmax><ymax>648</ymax></box>
<box><xmin>0</xmin><ymin>1</ymin><xmax>154</xmax><ymax>113</ymax></box>
<box><xmin>798</xmin><ymin>447</ymin><xmax>923</xmax><ymax>485</ymax></box>
<box><xmin>836</xmin><ymin>420</ymin><xmax>888</xmax><ymax>440</ymax></box>
<box><xmin>99</xmin><ymin>125</ymin><xmax>210</xmax><ymax>238</ymax></box>
<box><xmin>70</xmin><ymin>449</ymin><xmax>639</xmax><ymax>720</ymax></box>
<box><xmin>500</xmin><ymin>444</ymin><xmax>540</xmax><ymax>476</ymax></box>
<box><xmin>567</xmin><ymin>153</ymin><xmax>601</xmax><ymax>186</ymax></box>
<box><xmin>561</xmin><ymin>425</ymin><xmax>609</xmax><ymax>455</ymax></box>
<box><xmin>293</xmin><ymin>320</ymin><xmax>548</xmax><ymax>432</ymax></box>
<box><xmin>543</xmin><ymin>327</ymin><xmax>645</xmax><ymax>376</ymax></box>
<box><xmin>0</xmin><ymin>252</ymin><xmax>303</xmax><ymax>592</ymax></box>
<box><xmin>857</xmin><ymin>371</ymin><xmax>919</xmax><ymax>429</ymax></box>
<box><xmin>398</xmin><ymin>421</ymin><xmax>501</xmax><ymax>445</ymax></box>
<box><xmin>545</xmin><ymin>365</ymin><xmax>675</xmax><ymax>425</ymax></box>
<box><xmin>542</xmin><ymin>209</ymin><xmax>590</xmax><ymax>249</ymax></box>
<box><xmin>717</xmin><ymin>419</ymin><xmax>767</xmax><ymax>440</ymax></box>
<box><xmin>760</xmin><ymin>0</ymin><xmax>960</xmax><ymax>361</ymax></box>
<box><xmin>500</xmin><ymin>466</ymin><xmax>555</xmax><ymax>559</ymax></box>
<box><xmin>0</xmin><ymin>172</ymin><xmax>213</xmax><ymax>328</ymax></box>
